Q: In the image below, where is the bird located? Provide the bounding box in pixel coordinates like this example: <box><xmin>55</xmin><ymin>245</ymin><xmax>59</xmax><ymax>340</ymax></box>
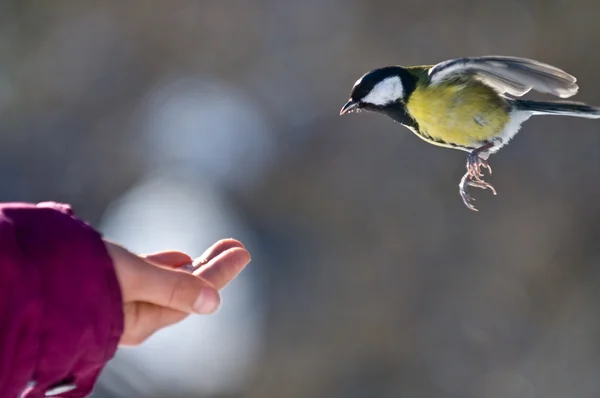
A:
<box><xmin>339</xmin><ymin>56</ymin><xmax>600</xmax><ymax>211</ymax></box>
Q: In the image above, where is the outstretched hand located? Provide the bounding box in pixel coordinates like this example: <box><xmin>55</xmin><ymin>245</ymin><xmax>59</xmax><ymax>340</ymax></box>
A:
<box><xmin>105</xmin><ymin>239</ymin><xmax>251</xmax><ymax>346</ymax></box>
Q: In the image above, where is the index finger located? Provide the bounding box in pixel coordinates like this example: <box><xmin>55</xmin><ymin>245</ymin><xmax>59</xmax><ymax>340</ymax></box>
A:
<box><xmin>192</xmin><ymin>247</ymin><xmax>251</xmax><ymax>290</ymax></box>
<box><xmin>142</xmin><ymin>251</ymin><xmax>193</xmax><ymax>268</ymax></box>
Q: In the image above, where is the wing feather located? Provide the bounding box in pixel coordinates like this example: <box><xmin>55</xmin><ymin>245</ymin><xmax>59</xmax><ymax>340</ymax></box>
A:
<box><xmin>428</xmin><ymin>56</ymin><xmax>578</xmax><ymax>98</ymax></box>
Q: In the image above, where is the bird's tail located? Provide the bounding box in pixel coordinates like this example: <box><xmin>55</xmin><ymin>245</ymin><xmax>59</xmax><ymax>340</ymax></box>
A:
<box><xmin>514</xmin><ymin>99</ymin><xmax>600</xmax><ymax>119</ymax></box>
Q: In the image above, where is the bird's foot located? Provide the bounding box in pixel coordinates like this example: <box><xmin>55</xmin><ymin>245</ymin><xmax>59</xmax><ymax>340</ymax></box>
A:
<box><xmin>459</xmin><ymin>166</ymin><xmax>497</xmax><ymax>212</ymax></box>
<box><xmin>466</xmin><ymin>152</ymin><xmax>492</xmax><ymax>181</ymax></box>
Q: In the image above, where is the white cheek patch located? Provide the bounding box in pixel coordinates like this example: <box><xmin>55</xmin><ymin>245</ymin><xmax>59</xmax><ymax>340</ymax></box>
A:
<box><xmin>362</xmin><ymin>76</ymin><xmax>404</xmax><ymax>106</ymax></box>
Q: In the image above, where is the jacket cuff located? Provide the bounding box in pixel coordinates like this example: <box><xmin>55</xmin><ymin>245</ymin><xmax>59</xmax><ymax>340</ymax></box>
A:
<box><xmin>1</xmin><ymin>202</ymin><xmax>123</xmax><ymax>398</ymax></box>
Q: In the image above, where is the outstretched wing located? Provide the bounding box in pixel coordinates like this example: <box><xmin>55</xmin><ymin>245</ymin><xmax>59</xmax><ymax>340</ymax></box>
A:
<box><xmin>427</xmin><ymin>56</ymin><xmax>578</xmax><ymax>98</ymax></box>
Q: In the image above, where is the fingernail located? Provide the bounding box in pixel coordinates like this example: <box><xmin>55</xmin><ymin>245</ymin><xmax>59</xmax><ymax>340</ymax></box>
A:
<box><xmin>193</xmin><ymin>288</ymin><xmax>219</xmax><ymax>314</ymax></box>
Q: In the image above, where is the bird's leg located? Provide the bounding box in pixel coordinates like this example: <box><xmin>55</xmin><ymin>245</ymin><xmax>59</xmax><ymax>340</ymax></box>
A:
<box><xmin>459</xmin><ymin>142</ymin><xmax>497</xmax><ymax>211</ymax></box>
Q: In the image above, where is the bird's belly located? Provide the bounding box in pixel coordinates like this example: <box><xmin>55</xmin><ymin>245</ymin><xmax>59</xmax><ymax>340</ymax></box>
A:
<box><xmin>406</xmin><ymin>84</ymin><xmax>510</xmax><ymax>150</ymax></box>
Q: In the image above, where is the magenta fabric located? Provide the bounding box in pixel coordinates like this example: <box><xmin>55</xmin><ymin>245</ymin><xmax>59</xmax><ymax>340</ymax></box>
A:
<box><xmin>0</xmin><ymin>202</ymin><xmax>124</xmax><ymax>397</ymax></box>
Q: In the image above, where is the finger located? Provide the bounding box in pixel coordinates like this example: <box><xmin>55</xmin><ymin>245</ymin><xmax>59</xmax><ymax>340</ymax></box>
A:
<box><xmin>142</xmin><ymin>251</ymin><xmax>193</xmax><ymax>268</ymax></box>
<box><xmin>193</xmin><ymin>247</ymin><xmax>251</xmax><ymax>290</ymax></box>
<box><xmin>195</xmin><ymin>239</ymin><xmax>246</xmax><ymax>266</ymax></box>
<box><xmin>131</xmin><ymin>261</ymin><xmax>221</xmax><ymax>314</ymax></box>
<box><xmin>120</xmin><ymin>302</ymin><xmax>189</xmax><ymax>346</ymax></box>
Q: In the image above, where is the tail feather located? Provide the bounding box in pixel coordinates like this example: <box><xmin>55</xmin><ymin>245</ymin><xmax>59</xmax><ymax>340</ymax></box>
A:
<box><xmin>514</xmin><ymin>99</ymin><xmax>600</xmax><ymax>119</ymax></box>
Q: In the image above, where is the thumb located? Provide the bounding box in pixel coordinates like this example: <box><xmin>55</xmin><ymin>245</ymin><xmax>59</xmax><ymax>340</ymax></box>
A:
<box><xmin>120</xmin><ymin>302</ymin><xmax>189</xmax><ymax>346</ymax></box>
<box><xmin>131</xmin><ymin>259</ymin><xmax>221</xmax><ymax>314</ymax></box>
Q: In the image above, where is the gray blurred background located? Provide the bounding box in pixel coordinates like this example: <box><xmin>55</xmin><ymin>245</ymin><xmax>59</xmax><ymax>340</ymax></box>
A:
<box><xmin>3</xmin><ymin>1</ymin><xmax>600</xmax><ymax>397</ymax></box>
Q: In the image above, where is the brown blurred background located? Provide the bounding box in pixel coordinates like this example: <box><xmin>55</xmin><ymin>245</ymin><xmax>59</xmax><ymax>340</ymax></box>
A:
<box><xmin>3</xmin><ymin>1</ymin><xmax>600</xmax><ymax>397</ymax></box>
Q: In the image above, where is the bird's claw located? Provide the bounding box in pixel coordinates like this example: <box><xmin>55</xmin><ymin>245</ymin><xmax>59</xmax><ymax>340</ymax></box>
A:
<box><xmin>459</xmin><ymin>154</ymin><xmax>497</xmax><ymax>212</ymax></box>
<box><xmin>459</xmin><ymin>179</ymin><xmax>478</xmax><ymax>211</ymax></box>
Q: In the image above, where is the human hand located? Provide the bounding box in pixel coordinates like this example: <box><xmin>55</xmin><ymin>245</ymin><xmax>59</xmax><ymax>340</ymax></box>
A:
<box><xmin>105</xmin><ymin>239</ymin><xmax>251</xmax><ymax>346</ymax></box>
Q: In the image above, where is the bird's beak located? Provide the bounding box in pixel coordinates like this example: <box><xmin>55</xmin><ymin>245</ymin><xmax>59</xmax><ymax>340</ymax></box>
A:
<box><xmin>339</xmin><ymin>100</ymin><xmax>359</xmax><ymax>115</ymax></box>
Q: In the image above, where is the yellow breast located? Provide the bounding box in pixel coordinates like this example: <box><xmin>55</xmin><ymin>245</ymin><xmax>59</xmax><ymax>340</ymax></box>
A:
<box><xmin>405</xmin><ymin>80</ymin><xmax>510</xmax><ymax>149</ymax></box>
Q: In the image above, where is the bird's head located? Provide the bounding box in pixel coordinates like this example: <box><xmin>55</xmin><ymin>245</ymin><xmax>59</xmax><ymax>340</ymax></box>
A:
<box><xmin>340</xmin><ymin>66</ymin><xmax>412</xmax><ymax>116</ymax></box>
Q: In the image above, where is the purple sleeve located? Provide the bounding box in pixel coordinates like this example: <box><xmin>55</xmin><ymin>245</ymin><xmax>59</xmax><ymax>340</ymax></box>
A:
<box><xmin>0</xmin><ymin>202</ymin><xmax>124</xmax><ymax>398</ymax></box>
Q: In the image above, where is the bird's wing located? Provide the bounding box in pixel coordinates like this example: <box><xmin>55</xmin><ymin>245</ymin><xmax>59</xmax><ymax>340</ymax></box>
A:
<box><xmin>427</xmin><ymin>56</ymin><xmax>578</xmax><ymax>98</ymax></box>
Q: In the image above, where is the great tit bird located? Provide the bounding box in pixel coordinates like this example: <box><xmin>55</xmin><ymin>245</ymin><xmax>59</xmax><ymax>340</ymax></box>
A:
<box><xmin>340</xmin><ymin>56</ymin><xmax>600</xmax><ymax>211</ymax></box>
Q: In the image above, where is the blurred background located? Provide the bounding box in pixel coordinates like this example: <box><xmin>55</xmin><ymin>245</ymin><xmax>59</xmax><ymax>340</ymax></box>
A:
<box><xmin>2</xmin><ymin>0</ymin><xmax>600</xmax><ymax>397</ymax></box>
